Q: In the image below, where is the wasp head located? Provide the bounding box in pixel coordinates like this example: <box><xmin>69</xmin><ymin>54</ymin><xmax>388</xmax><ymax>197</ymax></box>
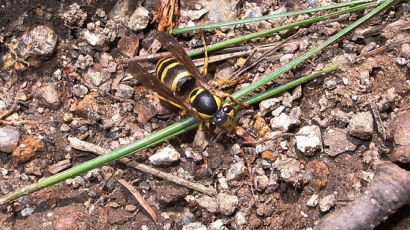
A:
<box><xmin>210</xmin><ymin>103</ymin><xmax>235</xmax><ymax>129</ymax></box>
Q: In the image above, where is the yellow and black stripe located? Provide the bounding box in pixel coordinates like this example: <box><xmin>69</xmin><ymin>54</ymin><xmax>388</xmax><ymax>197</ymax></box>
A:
<box><xmin>156</xmin><ymin>57</ymin><xmax>196</xmax><ymax>96</ymax></box>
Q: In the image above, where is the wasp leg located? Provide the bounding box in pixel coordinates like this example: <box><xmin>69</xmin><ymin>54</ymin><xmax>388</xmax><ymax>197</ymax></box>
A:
<box><xmin>215</xmin><ymin>73</ymin><xmax>249</xmax><ymax>88</ymax></box>
<box><xmin>221</xmin><ymin>93</ymin><xmax>249</xmax><ymax>108</ymax></box>
<box><xmin>200</xmin><ymin>29</ymin><xmax>208</xmax><ymax>77</ymax></box>
<box><xmin>198</xmin><ymin>122</ymin><xmax>204</xmax><ymax>131</ymax></box>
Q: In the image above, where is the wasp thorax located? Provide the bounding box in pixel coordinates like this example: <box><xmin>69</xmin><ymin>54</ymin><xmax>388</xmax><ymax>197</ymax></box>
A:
<box><xmin>189</xmin><ymin>88</ymin><xmax>222</xmax><ymax>120</ymax></box>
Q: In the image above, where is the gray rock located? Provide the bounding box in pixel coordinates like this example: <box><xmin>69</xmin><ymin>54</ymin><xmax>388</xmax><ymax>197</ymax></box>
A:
<box><xmin>347</xmin><ymin>111</ymin><xmax>374</xmax><ymax>140</ymax></box>
<box><xmin>402</xmin><ymin>43</ymin><xmax>410</xmax><ymax>58</ymax></box>
<box><xmin>396</xmin><ymin>57</ymin><xmax>407</xmax><ymax>65</ymax></box>
<box><xmin>319</xmin><ymin>194</ymin><xmax>336</xmax><ymax>212</ymax></box>
<box><xmin>72</xmin><ymin>84</ymin><xmax>89</xmax><ymax>98</ymax></box>
<box><xmin>17</xmin><ymin>25</ymin><xmax>58</xmax><ymax>59</ymax></box>
<box><xmin>24</xmin><ymin>158</ymin><xmax>46</xmax><ymax>176</ymax></box>
<box><xmin>181</xmin><ymin>9</ymin><xmax>209</xmax><ymax>21</ymax></box>
<box><xmin>39</xmin><ymin>85</ymin><xmax>60</xmax><ymax>106</ymax></box>
<box><xmin>323</xmin><ymin>127</ymin><xmax>357</xmax><ymax>156</ymax></box>
<box><xmin>280</xmin><ymin>54</ymin><xmax>294</xmax><ymax>65</ymax></box>
<box><xmin>292</xmin><ymin>85</ymin><xmax>302</xmax><ymax>100</ymax></box>
<box><xmin>393</xmin><ymin>111</ymin><xmax>410</xmax><ymax>146</ymax></box>
<box><xmin>182</xmin><ymin>222</ymin><xmax>207</xmax><ymax>230</ymax></box>
<box><xmin>259</xmin><ymin>98</ymin><xmax>281</xmax><ymax>116</ymax></box>
<box><xmin>273</xmin><ymin>156</ymin><xmax>305</xmax><ymax>186</ymax></box>
<box><xmin>21</xmin><ymin>206</ymin><xmax>35</xmax><ymax>217</ymax></box>
<box><xmin>270</xmin><ymin>107</ymin><xmax>301</xmax><ymax>131</ymax></box>
<box><xmin>306</xmin><ymin>194</ymin><xmax>319</xmax><ymax>207</ymax></box>
<box><xmin>209</xmin><ymin>219</ymin><xmax>225</xmax><ymax>229</ymax></box>
<box><xmin>81</xmin><ymin>29</ymin><xmax>103</xmax><ymax>46</ymax></box>
<box><xmin>217</xmin><ymin>193</ymin><xmax>238</xmax><ymax>215</ymax></box>
<box><xmin>127</xmin><ymin>7</ymin><xmax>150</xmax><ymax>31</ymax></box>
<box><xmin>197</xmin><ymin>195</ymin><xmax>219</xmax><ymax>213</ymax></box>
<box><xmin>254</xmin><ymin>174</ymin><xmax>269</xmax><ymax>191</ymax></box>
<box><xmin>115</xmin><ymin>84</ymin><xmax>134</xmax><ymax>99</ymax></box>
<box><xmin>202</xmin><ymin>0</ymin><xmax>239</xmax><ymax>22</ymax></box>
<box><xmin>149</xmin><ymin>145</ymin><xmax>180</xmax><ymax>165</ymax></box>
<box><xmin>0</xmin><ymin>126</ymin><xmax>20</xmax><ymax>153</ymax></box>
<box><xmin>296</xmin><ymin>125</ymin><xmax>322</xmax><ymax>156</ymax></box>
<box><xmin>59</xmin><ymin>3</ymin><xmax>87</xmax><ymax>28</ymax></box>
<box><xmin>234</xmin><ymin>211</ymin><xmax>247</xmax><ymax>227</ymax></box>
<box><xmin>271</xmin><ymin>105</ymin><xmax>285</xmax><ymax>117</ymax></box>
<box><xmin>281</xmin><ymin>92</ymin><xmax>293</xmax><ymax>107</ymax></box>
<box><xmin>84</xmin><ymin>66</ymin><xmax>111</xmax><ymax>87</ymax></box>
<box><xmin>226</xmin><ymin>162</ymin><xmax>247</xmax><ymax>180</ymax></box>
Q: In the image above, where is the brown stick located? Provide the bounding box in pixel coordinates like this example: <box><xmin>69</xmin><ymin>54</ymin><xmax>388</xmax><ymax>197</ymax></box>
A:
<box><xmin>314</xmin><ymin>161</ymin><xmax>410</xmax><ymax>230</ymax></box>
<box><xmin>116</xmin><ymin>178</ymin><xmax>157</xmax><ymax>222</ymax></box>
<box><xmin>68</xmin><ymin>137</ymin><xmax>216</xmax><ymax>196</ymax></box>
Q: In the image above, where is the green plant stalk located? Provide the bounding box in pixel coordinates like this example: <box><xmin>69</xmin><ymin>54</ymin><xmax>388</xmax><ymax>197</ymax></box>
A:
<box><xmin>232</xmin><ymin>0</ymin><xmax>398</xmax><ymax>100</ymax></box>
<box><xmin>0</xmin><ymin>0</ymin><xmax>398</xmax><ymax>204</ymax></box>
<box><xmin>243</xmin><ymin>65</ymin><xmax>339</xmax><ymax>106</ymax></box>
<box><xmin>186</xmin><ymin>2</ymin><xmax>376</xmax><ymax>57</ymax></box>
<box><xmin>172</xmin><ymin>0</ymin><xmax>378</xmax><ymax>35</ymax></box>
<box><xmin>0</xmin><ymin>65</ymin><xmax>339</xmax><ymax>204</ymax></box>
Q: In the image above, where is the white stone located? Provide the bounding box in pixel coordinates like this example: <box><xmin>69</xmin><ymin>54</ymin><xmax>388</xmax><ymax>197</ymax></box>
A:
<box><xmin>149</xmin><ymin>145</ymin><xmax>180</xmax><ymax>165</ymax></box>
<box><xmin>296</xmin><ymin>125</ymin><xmax>322</xmax><ymax>156</ymax></box>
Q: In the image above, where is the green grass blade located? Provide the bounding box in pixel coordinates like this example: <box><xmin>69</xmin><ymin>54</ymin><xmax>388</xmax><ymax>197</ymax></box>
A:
<box><xmin>172</xmin><ymin>0</ymin><xmax>378</xmax><ymax>35</ymax></box>
<box><xmin>187</xmin><ymin>2</ymin><xmax>377</xmax><ymax>57</ymax></box>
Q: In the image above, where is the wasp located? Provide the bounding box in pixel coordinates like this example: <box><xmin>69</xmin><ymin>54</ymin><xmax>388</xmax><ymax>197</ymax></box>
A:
<box><xmin>128</xmin><ymin>31</ymin><xmax>247</xmax><ymax>132</ymax></box>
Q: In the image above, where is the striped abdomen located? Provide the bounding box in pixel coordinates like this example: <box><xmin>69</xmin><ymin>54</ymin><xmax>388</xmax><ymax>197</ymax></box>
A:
<box><xmin>156</xmin><ymin>57</ymin><xmax>196</xmax><ymax>97</ymax></box>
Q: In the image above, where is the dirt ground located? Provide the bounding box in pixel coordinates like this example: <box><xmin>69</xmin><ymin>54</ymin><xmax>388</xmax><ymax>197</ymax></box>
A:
<box><xmin>0</xmin><ymin>0</ymin><xmax>409</xmax><ymax>229</ymax></box>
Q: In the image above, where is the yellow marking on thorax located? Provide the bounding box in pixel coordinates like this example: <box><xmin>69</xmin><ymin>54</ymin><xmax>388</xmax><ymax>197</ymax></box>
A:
<box><xmin>161</xmin><ymin>62</ymin><xmax>180</xmax><ymax>82</ymax></box>
<box><xmin>171</xmin><ymin>71</ymin><xmax>191</xmax><ymax>91</ymax></box>
<box><xmin>198</xmin><ymin>112</ymin><xmax>213</xmax><ymax>120</ymax></box>
<box><xmin>189</xmin><ymin>87</ymin><xmax>204</xmax><ymax>104</ymax></box>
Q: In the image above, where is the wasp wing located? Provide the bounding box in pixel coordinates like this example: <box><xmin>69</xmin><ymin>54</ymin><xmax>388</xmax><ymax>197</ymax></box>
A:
<box><xmin>154</xmin><ymin>31</ymin><xmax>212</xmax><ymax>91</ymax></box>
<box><xmin>128</xmin><ymin>60</ymin><xmax>192</xmax><ymax>112</ymax></box>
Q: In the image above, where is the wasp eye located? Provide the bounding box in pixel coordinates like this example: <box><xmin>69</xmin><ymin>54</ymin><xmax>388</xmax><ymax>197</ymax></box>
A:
<box><xmin>223</xmin><ymin>106</ymin><xmax>232</xmax><ymax>113</ymax></box>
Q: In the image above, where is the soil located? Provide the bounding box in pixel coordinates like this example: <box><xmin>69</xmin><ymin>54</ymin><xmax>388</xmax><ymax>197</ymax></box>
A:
<box><xmin>0</xmin><ymin>0</ymin><xmax>409</xmax><ymax>230</ymax></box>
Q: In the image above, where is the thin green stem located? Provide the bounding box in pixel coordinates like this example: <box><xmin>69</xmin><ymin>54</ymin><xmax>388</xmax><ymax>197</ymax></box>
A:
<box><xmin>243</xmin><ymin>65</ymin><xmax>339</xmax><ymax>105</ymax></box>
<box><xmin>172</xmin><ymin>0</ymin><xmax>377</xmax><ymax>35</ymax></box>
<box><xmin>187</xmin><ymin>2</ymin><xmax>376</xmax><ymax>57</ymax></box>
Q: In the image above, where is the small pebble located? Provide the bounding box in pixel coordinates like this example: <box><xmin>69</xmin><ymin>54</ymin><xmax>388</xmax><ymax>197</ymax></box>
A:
<box><xmin>72</xmin><ymin>84</ymin><xmax>89</xmax><ymax>97</ymax></box>
<box><xmin>296</xmin><ymin>125</ymin><xmax>322</xmax><ymax>156</ymax></box>
<box><xmin>182</xmin><ymin>222</ymin><xmax>207</xmax><ymax>230</ymax></box>
<box><xmin>196</xmin><ymin>195</ymin><xmax>219</xmax><ymax>213</ymax></box>
<box><xmin>217</xmin><ymin>193</ymin><xmax>238</xmax><ymax>215</ymax></box>
<box><xmin>127</xmin><ymin>7</ymin><xmax>149</xmax><ymax>31</ymax></box>
<box><xmin>319</xmin><ymin>194</ymin><xmax>336</xmax><ymax>212</ymax></box>
<box><xmin>16</xmin><ymin>25</ymin><xmax>58</xmax><ymax>59</ymax></box>
<box><xmin>149</xmin><ymin>145</ymin><xmax>181</xmax><ymax>165</ymax></box>
<box><xmin>270</xmin><ymin>107</ymin><xmax>301</xmax><ymax>131</ymax></box>
<box><xmin>225</xmin><ymin>162</ymin><xmax>247</xmax><ymax>181</ymax></box>
<box><xmin>347</xmin><ymin>111</ymin><xmax>374</xmax><ymax>140</ymax></box>
<box><xmin>306</xmin><ymin>194</ymin><xmax>319</xmax><ymax>207</ymax></box>
<box><xmin>21</xmin><ymin>206</ymin><xmax>35</xmax><ymax>217</ymax></box>
<box><xmin>323</xmin><ymin>127</ymin><xmax>357</xmax><ymax>156</ymax></box>
<box><xmin>0</xmin><ymin>126</ymin><xmax>21</xmax><ymax>153</ymax></box>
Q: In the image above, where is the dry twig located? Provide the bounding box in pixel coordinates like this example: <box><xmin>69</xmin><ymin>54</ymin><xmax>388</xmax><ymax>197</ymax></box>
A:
<box><xmin>315</xmin><ymin>161</ymin><xmax>410</xmax><ymax>230</ymax></box>
<box><xmin>68</xmin><ymin>137</ymin><xmax>216</xmax><ymax>196</ymax></box>
<box><xmin>117</xmin><ymin>178</ymin><xmax>157</xmax><ymax>222</ymax></box>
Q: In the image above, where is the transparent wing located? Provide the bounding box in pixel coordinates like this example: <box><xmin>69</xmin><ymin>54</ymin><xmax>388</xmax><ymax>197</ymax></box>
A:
<box><xmin>154</xmin><ymin>31</ymin><xmax>212</xmax><ymax>91</ymax></box>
